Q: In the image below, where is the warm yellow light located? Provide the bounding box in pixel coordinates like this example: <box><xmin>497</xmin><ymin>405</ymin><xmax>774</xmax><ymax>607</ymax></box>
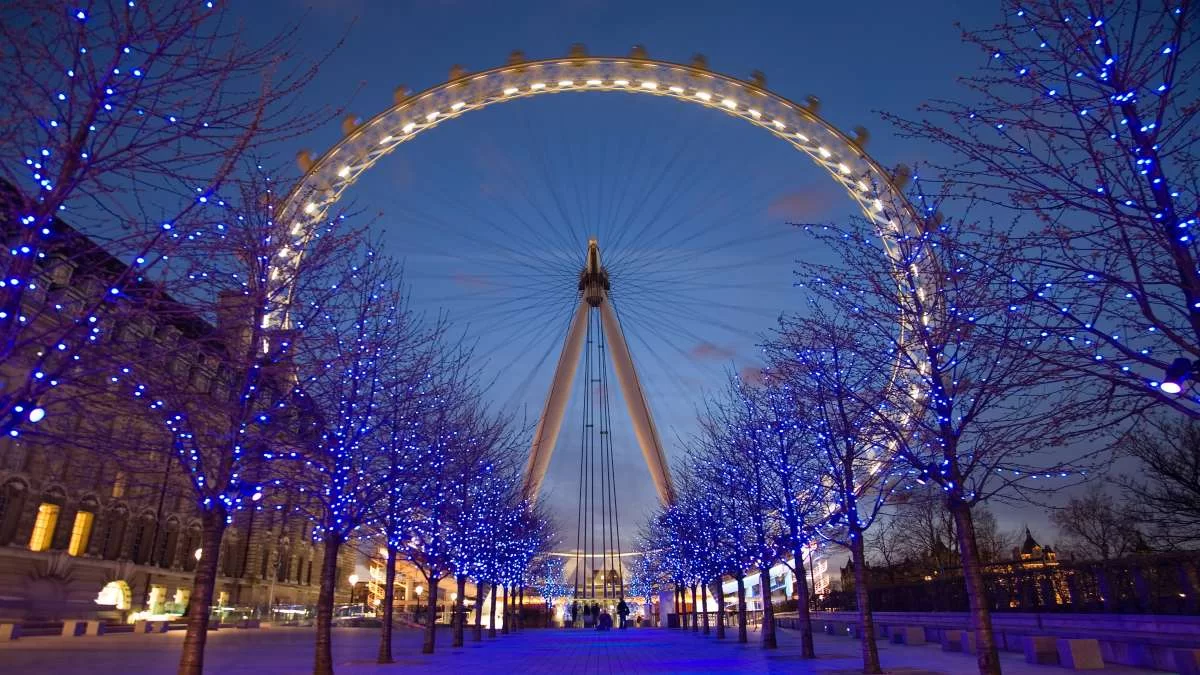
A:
<box><xmin>558</xmin><ymin>80</ymin><xmax>574</xmax><ymax>87</ymax></box>
<box><xmin>873</xmin><ymin>199</ymin><xmax>884</xmax><ymax>211</ymax></box>
<box><xmin>796</xmin><ymin>132</ymin><xmax>810</xmax><ymax>142</ymax></box>
<box><xmin>773</xmin><ymin>120</ymin><xmax>785</xmax><ymax>130</ymax></box>
<box><xmin>748</xmin><ymin>108</ymin><xmax>762</xmax><ymax>118</ymax></box>
<box><xmin>303</xmin><ymin>202</ymin><xmax>317</xmax><ymax>214</ymax></box>
<box><xmin>451</xmin><ymin>101</ymin><xmax>465</xmax><ymax>110</ymax></box>
<box><xmin>838</xmin><ymin>163</ymin><xmax>851</xmax><ymax>174</ymax></box>
<box><xmin>68</xmin><ymin>510</ymin><xmax>94</xmax><ymax>557</ymax></box>
<box><xmin>415</xmin><ymin>585</ymin><xmax>424</xmax><ymax>596</ymax></box>
<box><xmin>402</xmin><ymin>122</ymin><xmax>416</xmax><ymax>134</ymax></box>
<box><xmin>337</xmin><ymin>166</ymin><xmax>350</xmax><ymax>178</ymax></box>
<box><xmin>379</xmin><ymin>135</ymin><xmax>393</xmax><ymax>144</ymax></box>
<box><xmin>425</xmin><ymin>112</ymin><xmax>439</xmax><ymax>121</ymax></box>
<box><xmin>669</xmin><ymin>86</ymin><xmax>683</xmax><ymax>93</ymax></box>
<box><xmin>613</xmin><ymin>79</ymin><xmax>629</xmax><ymax>86</ymax></box>
<box><xmin>348</xmin><ymin>574</ymin><xmax>359</xmax><ymax>587</ymax></box>
<box><xmin>531</xmin><ymin>82</ymin><xmax>546</xmax><ymax>90</ymax></box>
<box><xmin>695</xmin><ymin>91</ymin><xmax>711</xmax><ymax>100</ymax></box>
<box><xmin>504</xmin><ymin>87</ymin><xmax>518</xmax><ymax>95</ymax></box>
<box><xmin>194</xmin><ymin>548</ymin><xmax>203</xmax><ymax>561</ymax></box>
<box><xmin>818</xmin><ymin>146</ymin><xmax>832</xmax><ymax>158</ymax></box>
<box><xmin>641</xmin><ymin>81</ymin><xmax>658</xmax><ymax>89</ymax></box>
<box><xmin>722</xmin><ymin>98</ymin><xmax>737</xmax><ymax>109</ymax></box>
<box><xmin>29</xmin><ymin>503</ymin><xmax>59</xmax><ymax>552</ymax></box>
<box><xmin>586</xmin><ymin>79</ymin><xmax>602</xmax><ymax>86</ymax></box>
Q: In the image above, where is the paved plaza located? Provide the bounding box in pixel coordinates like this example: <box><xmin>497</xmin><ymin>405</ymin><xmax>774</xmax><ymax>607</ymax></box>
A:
<box><xmin>0</xmin><ymin>624</ymin><xmax>1164</xmax><ymax>674</ymax></box>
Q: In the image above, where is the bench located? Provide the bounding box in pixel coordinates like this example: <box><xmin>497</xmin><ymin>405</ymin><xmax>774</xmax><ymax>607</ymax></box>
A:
<box><xmin>235</xmin><ymin>619</ymin><xmax>261</xmax><ymax>629</ymax></box>
<box><xmin>61</xmin><ymin>620</ymin><xmax>104</xmax><ymax>637</ymax></box>
<box><xmin>891</xmin><ymin>626</ymin><xmax>926</xmax><ymax>645</ymax></box>
<box><xmin>1024</xmin><ymin>636</ymin><xmax>1059</xmax><ymax>665</ymax></box>
<box><xmin>1176</xmin><ymin>649</ymin><xmax>1200</xmax><ymax>675</ymax></box>
<box><xmin>941</xmin><ymin>629</ymin><xmax>962</xmax><ymax>652</ymax></box>
<box><xmin>1057</xmin><ymin>639</ymin><xmax>1105</xmax><ymax>670</ymax></box>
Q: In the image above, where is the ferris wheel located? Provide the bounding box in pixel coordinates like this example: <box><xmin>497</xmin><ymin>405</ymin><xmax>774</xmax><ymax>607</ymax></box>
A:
<box><xmin>275</xmin><ymin>46</ymin><xmax>918</xmax><ymax>599</ymax></box>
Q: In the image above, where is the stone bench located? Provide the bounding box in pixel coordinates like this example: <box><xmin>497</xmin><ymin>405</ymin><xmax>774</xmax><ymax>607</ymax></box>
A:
<box><xmin>1176</xmin><ymin>649</ymin><xmax>1200</xmax><ymax>675</ymax></box>
<box><xmin>235</xmin><ymin>619</ymin><xmax>261</xmax><ymax>629</ymax></box>
<box><xmin>1058</xmin><ymin>639</ymin><xmax>1105</xmax><ymax>671</ymax></box>
<box><xmin>0</xmin><ymin>623</ymin><xmax>19</xmax><ymax>640</ymax></box>
<box><xmin>1024</xmin><ymin>636</ymin><xmax>1058</xmax><ymax>665</ymax></box>
<box><xmin>61</xmin><ymin>620</ymin><xmax>104</xmax><ymax>637</ymax></box>
<box><xmin>941</xmin><ymin>629</ymin><xmax>962</xmax><ymax>652</ymax></box>
<box><xmin>890</xmin><ymin>626</ymin><xmax>926</xmax><ymax>645</ymax></box>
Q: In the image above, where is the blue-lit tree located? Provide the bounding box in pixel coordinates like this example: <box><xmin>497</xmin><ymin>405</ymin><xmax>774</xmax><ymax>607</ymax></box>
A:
<box><xmin>97</xmin><ymin>170</ymin><xmax>362</xmax><ymax>675</ymax></box>
<box><xmin>290</xmin><ymin>250</ymin><xmax>428</xmax><ymax>675</ymax></box>
<box><xmin>788</xmin><ymin>204</ymin><xmax>1104</xmax><ymax>674</ymax></box>
<box><xmin>768</xmin><ymin>309</ymin><xmax>898</xmax><ymax>674</ymax></box>
<box><xmin>889</xmin><ymin>1</ymin><xmax>1200</xmax><ymax>416</ymax></box>
<box><xmin>530</xmin><ymin>554</ymin><xmax>569</xmax><ymax>626</ymax></box>
<box><xmin>0</xmin><ymin>0</ymin><xmax>332</xmax><ymax>447</ymax></box>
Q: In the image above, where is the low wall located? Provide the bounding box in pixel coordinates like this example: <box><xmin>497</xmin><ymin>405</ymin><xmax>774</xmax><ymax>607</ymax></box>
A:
<box><xmin>775</xmin><ymin>611</ymin><xmax>1200</xmax><ymax>671</ymax></box>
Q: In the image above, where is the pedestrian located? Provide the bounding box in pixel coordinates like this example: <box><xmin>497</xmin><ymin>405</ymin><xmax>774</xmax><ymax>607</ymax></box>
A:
<box><xmin>616</xmin><ymin>598</ymin><xmax>629</xmax><ymax>629</ymax></box>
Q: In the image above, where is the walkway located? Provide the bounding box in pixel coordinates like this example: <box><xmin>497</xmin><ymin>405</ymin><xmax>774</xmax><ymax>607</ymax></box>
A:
<box><xmin>0</xmin><ymin>624</ymin><xmax>1162</xmax><ymax>674</ymax></box>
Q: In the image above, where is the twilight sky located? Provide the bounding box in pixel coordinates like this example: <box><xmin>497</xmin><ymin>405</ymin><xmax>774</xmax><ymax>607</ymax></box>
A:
<box><xmin>228</xmin><ymin>0</ymin><xmax>1045</xmax><ymax>551</ymax></box>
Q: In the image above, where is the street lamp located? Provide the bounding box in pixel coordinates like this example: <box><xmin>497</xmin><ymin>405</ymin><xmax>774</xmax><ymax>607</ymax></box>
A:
<box><xmin>194</xmin><ymin>548</ymin><xmax>203</xmax><ymax>561</ymax></box>
<box><xmin>348</xmin><ymin>574</ymin><xmax>359</xmax><ymax>604</ymax></box>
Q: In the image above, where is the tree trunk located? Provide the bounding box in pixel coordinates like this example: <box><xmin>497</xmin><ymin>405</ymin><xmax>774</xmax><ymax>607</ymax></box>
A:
<box><xmin>713</xmin><ymin>579</ymin><xmax>726</xmax><ymax>639</ymax></box>
<box><xmin>501</xmin><ymin>584</ymin><xmax>510</xmax><ymax>634</ymax></box>
<box><xmin>313</xmin><ymin>533</ymin><xmax>343</xmax><ymax>675</ymax></box>
<box><xmin>791</xmin><ymin>544</ymin><xmax>816</xmax><ymax>658</ymax></box>
<box><xmin>759</xmin><ymin>567</ymin><xmax>777</xmax><ymax>649</ymax></box>
<box><xmin>176</xmin><ymin>506</ymin><xmax>226</xmax><ymax>675</ymax></box>
<box><xmin>674</xmin><ymin>585</ymin><xmax>682</xmax><ymax>628</ymax></box>
<box><xmin>488</xmin><ymin>582</ymin><xmax>498</xmax><ymax>637</ymax></box>
<box><xmin>701</xmin><ymin>583</ymin><xmax>710</xmax><ymax>635</ymax></box>
<box><xmin>472</xmin><ymin>582</ymin><xmax>485</xmax><ymax>641</ymax></box>
<box><xmin>951</xmin><ymin>502</ymin><xmax>1002</xmax><ymax>675</ymax></box>
<box><xmin>453</xmin><ymin>575</ymin><xmax>467</xmax><ymax>647</ymax></box>
<box><xmin>422</xmin><ymin>573</ymin><xmax>440</xmax><ymax>654</ymax></box>
<box><xmin>377</xmin><ymin>545</ymin><xmax>398</xmax><ymax>663</ymax></box>
<box><xmin>850</xmin><ymin>534</ymin><xmax>881</xmax><ymax>674</ymax></box>
<box><xmin>691</xmin><ymin>584</ymin><xmax>699</xmax><ymax>632</ymax></box>
<box><xmin>516</xmin><ymin>588</ymin><xmax>523</xmax><ymax>630</ymax></box>
<box><xmin>735</xmin><ymin>574</ymin><xmax>748</xmax><ymax>643</ymax></box>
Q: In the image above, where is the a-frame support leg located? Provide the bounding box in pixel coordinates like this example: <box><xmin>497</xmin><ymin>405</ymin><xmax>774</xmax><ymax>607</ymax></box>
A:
<box><xmin>521</xmin><ymin>298</ymin><xmax>590</xmax><ymax>500</ymax></box>
<box><xmin>599</xmin><ymin>294</ymin><xmax>675</xmax><ymax>504</ymax></box>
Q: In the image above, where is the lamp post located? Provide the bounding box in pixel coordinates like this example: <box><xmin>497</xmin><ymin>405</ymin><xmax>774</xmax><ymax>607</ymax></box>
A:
<box><xmin>348</xmin><ymin>574</ymin><xmax>359</xmax><ymax>604</ymax></box>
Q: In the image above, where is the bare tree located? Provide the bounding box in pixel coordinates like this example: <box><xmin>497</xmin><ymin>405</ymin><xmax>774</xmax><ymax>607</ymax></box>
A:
<box><xmin>110</xmin><ymin>171</ymin><xmax>361</xmax><ymax>675</ymax></box>
<box><xmin>1117</xmin><ymin>415</ymin><xmax>1200</xmax><ymax>546</ymax></box>
<box><xmin>291</xmin><ymin>251</ymin><xmax>430</xmax><ymax>675</ymax></box>
<box><xmin>0</xmin><ymin>0</ymin><xmax>334</xmax><ymax>441</ymax></box>
<box><xmin>888</xmin><ymin>0</ymin><xmax>1200</xmax><ymax>415</ymax></box>
<box><xmin>767</xmin><ymin>311</ymin><xmax>897</xmax><ymax>674</ymax></box>
<box><xmin>790</xmin><ymin>205</ymin><xmax>1103</xmax><ymax>675</ymax></box>
<box><xmin>1051</xmin><ymin>486</ymin><xmax>1140</xmax><ymax>559</ymax></box>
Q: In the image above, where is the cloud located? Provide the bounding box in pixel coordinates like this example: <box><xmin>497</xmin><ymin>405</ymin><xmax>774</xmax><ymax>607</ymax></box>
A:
<box><xmin>739</xmin><ymin>365</ymin><xmax>766</xmax><ymax>386</ymax></box>
<box><xmin>690</xmin><ymin>342</ymin><xmax>735</xmax><ymax>361</ymax></box>
<box><xmin>766</xmin><ymin>184</ymin><xmax>838</xmax><ymax>221</ymax></box>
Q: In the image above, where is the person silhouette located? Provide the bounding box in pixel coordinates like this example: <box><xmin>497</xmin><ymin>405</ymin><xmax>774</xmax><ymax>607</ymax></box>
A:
<box><xmin>616</xmin><ymin>599</ymin><xmax>629</xmax><ymax>629</ymax></box>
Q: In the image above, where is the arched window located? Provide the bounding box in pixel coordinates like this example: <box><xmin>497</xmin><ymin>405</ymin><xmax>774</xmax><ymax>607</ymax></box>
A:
<box><xmin>129</xmin><ymin>513</ymin><xmax>157</xmax><ymax>564</ymax></box>
<box><xmin>277</xmin><ymin>539</ymin><xmax>292</xmax><ymax>583</ymax></box>
<box><xmin>157</xmin><ymin>517</ymin><xmax>180</xmax><ymax>568</ymax></box>
<box><xmin>29</xmin><ymin>487</ymin><xmax>67</xmax><ymax>552</ymax></box>
<box><xmin>101</xmin><ymin>505</ymin><xmax>129</xmax><ymax>560</ymax></box>
<box><xmin>182</xmin><ymin>524</ymin><xmax>201</xmax><ymax>572</ymax></box>
<box><xmin>0</xmin><ymin>480</ymin><xmax>29</xmax><ymax>546</ymax></box>
<box><xmin>68</xmin><ymin>497</ymin><xmax>100</xmax><ymax>557</ymax></box>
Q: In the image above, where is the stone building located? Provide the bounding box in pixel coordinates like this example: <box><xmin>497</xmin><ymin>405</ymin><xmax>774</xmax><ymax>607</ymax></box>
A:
<box><xmin>0</xmin><ymin>199</ymin><xmax>356</xmax><ymax>623</ymax></box>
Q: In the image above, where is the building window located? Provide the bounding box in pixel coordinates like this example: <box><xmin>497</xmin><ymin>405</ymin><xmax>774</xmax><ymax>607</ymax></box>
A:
<box><xmin>29</xmin><ymin>503</ymin><xmax>60</xmax><ymax>552</ymax></box>
<box><xmin>68</xmin><ymin>511</ymin><xmax>95</xmax><ymax>556</ymax></box>
<box><xmin>112</xmin><ymin>472</ymin><xmax>127</xmax><ymax>498</ymax></box>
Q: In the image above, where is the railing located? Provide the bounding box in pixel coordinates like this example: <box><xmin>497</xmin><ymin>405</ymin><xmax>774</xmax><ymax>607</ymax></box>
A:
<box><xmin>823</xmin><ymin>553</ymin><xmax>1200</xmax><ymax>616</ymax></box>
